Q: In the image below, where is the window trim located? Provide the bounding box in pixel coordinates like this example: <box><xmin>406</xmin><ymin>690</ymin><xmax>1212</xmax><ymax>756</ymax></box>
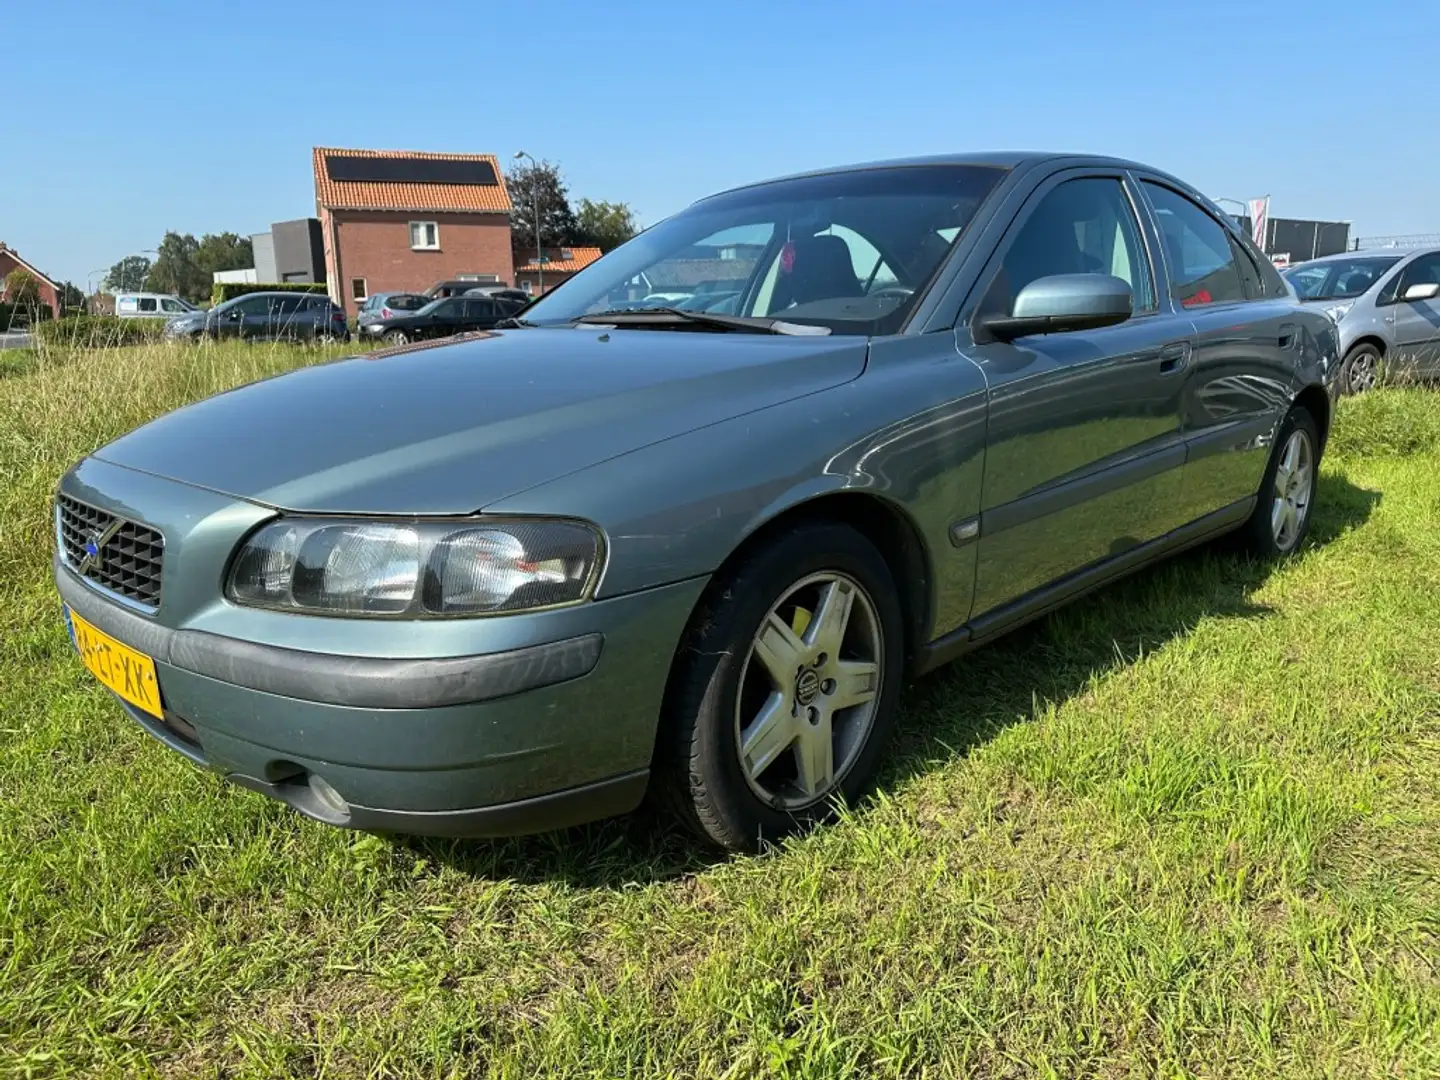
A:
<box><xmin>962</xmin><ymin>168</ymin><xmax>1162</xmax><ymax>339</ymax></box>
<box><xmin>409</xmin><ymin>220</ymin><xmax>440</xmax><ymax>251</ymax></box>
<box><xmin>1137</xmin><ymin>178</ymin><xmax>1251</xmax><ymax>311</ymax></box>
<box><xmin>350</xmin><ymin>277</ymin><xmax>367</xmax><ymax>301</ymax></box>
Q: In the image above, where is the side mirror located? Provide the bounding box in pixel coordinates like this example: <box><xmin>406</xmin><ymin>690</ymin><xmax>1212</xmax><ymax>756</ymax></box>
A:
<box><xmin>977</xmin><ymin>274</ymin><xmax>1133</xmax><ymax>343</ymax></box>
<box><xmin>226</xmin><ymin>310</ymin><xmax>242</xmax><ymax>321</ymax></box>
<box><xmin>1401</xmin><ymin>282</ymin><xmax>1440</xmax><ymax>303</ymax></box>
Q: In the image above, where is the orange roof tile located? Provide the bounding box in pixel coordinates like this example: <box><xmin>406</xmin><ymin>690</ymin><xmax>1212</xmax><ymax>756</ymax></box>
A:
<box><xmin>517</xmin><ymin>246</ymin><xmax>603</xmax><ymax>273</ymax></box>
<box><xmin>313</xmin><ymin>147</ymin><xmax>513</xmax><ymax>214</ymax></box>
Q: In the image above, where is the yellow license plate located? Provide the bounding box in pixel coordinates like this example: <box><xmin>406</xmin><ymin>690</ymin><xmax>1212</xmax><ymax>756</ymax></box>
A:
<box><xmin>66</xmin><ymin>606</ymin><xmax>164</xmax><ymax>719</ymax></box>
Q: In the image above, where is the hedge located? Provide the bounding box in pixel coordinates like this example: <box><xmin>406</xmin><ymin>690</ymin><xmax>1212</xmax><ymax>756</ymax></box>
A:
<box><xmin>0</xmin><ymin>301</ymin><xmax>54</xmax><ymax>329</ymax></box>
<box><xmin>211</xmin><ymin>281</ymin><xmax>329</xmax><ymax>306</ymax></box>
<box><xmin>35</xmin><ymin>315</ymin><xmax>168</xmax><ymax>348</ymax></box>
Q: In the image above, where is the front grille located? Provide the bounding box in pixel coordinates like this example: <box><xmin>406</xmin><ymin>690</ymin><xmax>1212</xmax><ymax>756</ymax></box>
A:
<box><xmin>57</xmin><ymin>494</ymin><xmax>165</xmax><ymax>609</ymax></box>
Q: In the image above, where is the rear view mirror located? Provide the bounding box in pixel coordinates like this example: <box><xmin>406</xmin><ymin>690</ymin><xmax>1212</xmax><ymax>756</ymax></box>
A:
<box><xmin>977</xmin><ymin>273</ymin><xmax>1133</xmax><ymax>343</ymax></box>
<box><xmin>1401</xmin><ymin>282</ymin><xmax>1440</xmax><ymax>302</ymax></box>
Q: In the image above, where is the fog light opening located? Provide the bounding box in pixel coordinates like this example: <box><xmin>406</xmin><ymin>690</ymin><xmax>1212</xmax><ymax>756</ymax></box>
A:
<box><xmin>307</xmin><ymin>773</ymin><xmax>349</xmax><ymax>817</ymax></box>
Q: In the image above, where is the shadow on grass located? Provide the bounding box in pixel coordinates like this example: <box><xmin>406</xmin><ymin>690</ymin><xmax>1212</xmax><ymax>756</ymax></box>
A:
<box><xmin>408</xmin><ymin>474</ymin><xmax>1381</xmax><ymax>888</ymax></box>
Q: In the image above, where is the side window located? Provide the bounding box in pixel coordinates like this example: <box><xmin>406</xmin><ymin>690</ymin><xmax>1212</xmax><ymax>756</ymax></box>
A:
<box><xmin>137</xmin><ymin>297</ymin><xmax>158</xmax><ymax>313</ymax></box>
<box><xmin>1142</xmin><ymin>182</ymin><xmax>1246</xmax><ymax>308</ymax></box>
<box><xmin>1398</xmin><ymin>254</ymin><xmax>1440</xmax><ymax>297</ymax></box>
<box><xmin>978</xmin><ymin>177</ymin><xmax>1153</xmax><ymax>320</ymax></box>
<box><xmin>160</xmin><ymin>298</ymin><xmax>185</xmax><ymax>313</ymax></box>
<box><xmin>235</xmin><ymin>296</ymin><xmax>268</xmax><ymax>316</ymax></box>
<box><xmin>270</xmin><ymin>296</ymin><xmax>303</xmax><ymax>317</ymax></box>
<box><xmin>468</xmin><ymin>298</ymin><xmax>496</xmax><ymax>318</ymax></box>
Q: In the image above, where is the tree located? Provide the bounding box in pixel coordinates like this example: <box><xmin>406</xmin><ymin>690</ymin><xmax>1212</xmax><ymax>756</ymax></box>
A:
<box><xmin>575</xmin><ymin>199</ymin><xmax>638</xmax><ymax>252</ymax></box>
<box><xmin>506</xmin><ymin>159</ymin><xmax>579</xmax><ymax>257</ymax></box>
<box><xmin>195</xmin><ymin>232</ymin><xmax>254</xmax><ymax>280</ymax></box>
<box><xmin>60</xmin><ymin>281</ymin><xmax>86</xmax><ymax>312</ymax></box>
<box><xmin>103</xmin><ymin>256</ymin><xmax>152</xmax><ymax>293</ymax></box>
<box><xmin>4</xmin><ymin>269</ymin><xmax>40</xmax><ymax>307</ymax></box>
<box><xmin>145</xmin><ymin>232</ymin><xmax>208</xmax><ymax>303</ymax></box>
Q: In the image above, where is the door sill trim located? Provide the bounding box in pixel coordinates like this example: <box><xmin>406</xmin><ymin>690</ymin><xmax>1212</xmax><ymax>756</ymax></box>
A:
<box><xmin>913</xmin><ymin>497</ymin><xmax>1255</xmax><ymax>676</ymax></box>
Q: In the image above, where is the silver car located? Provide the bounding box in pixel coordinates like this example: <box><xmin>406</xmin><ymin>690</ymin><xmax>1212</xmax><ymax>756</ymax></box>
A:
<box><xmin>1285</xmin><ymin>249</ymin><xmax>1440</xmax><ymax>393</ymax></box>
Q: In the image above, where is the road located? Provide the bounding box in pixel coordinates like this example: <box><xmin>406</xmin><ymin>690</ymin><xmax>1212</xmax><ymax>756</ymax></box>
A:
<box><xmin>0</xmin><ymin>331</ymin><xmax>32</xmax><ymax>350</ymax></box>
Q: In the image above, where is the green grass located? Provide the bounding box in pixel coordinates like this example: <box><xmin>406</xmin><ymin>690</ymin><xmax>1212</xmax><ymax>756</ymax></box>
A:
<box><xmin>1</xmin><ymin>343</ymin><xmax>1438</xmax><ymax>1078</ymax></box>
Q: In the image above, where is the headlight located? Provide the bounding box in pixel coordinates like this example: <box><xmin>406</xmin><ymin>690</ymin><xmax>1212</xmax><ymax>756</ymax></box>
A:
<box><xmin>1326</xmin><ymin>302</ymin><xmax>1353</xmax><ymax>323</ymax></box>
<box><xmin>227</xmin><ymin>518</ymin><xmax>602</xmax><ymax>617</ymax></box>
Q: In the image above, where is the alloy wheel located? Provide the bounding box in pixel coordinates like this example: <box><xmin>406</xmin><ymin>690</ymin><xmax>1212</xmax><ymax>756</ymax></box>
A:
<box><xmin>1348</xmin><ymin>350</ymin><xmax>1378</xmax><ymax>393</ymax></box>
<box><xmin>385</xmin><ymin>331</ymin><xmax>408</xmax><ymax>346</ymax></box>
<box><xmin>1271</xmin><ymin>428</ymin><xmax>1314</xmax><ymax>552</ymax></box>
<box><xmin>733</xmin><ymin>571</ymin><xmax>884</xmax><ymax>810</ymax></box>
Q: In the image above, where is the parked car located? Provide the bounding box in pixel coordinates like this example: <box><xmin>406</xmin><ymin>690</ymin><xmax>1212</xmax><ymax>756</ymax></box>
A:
<box><xmin>463</xmin><ymin>286</ymin><xmax>531</xmax><ymax>305</ymax></box>
<box><xmin>116</xmin><ymin>292</ymin><xmax>198</xmax><ymax>319</ymax></box>
<box><xmin>426</xmin><ymin>280</ymin><xmax>504</xmax><ymax>300</ymax></box>
<box><xmin>162</xmin><ymin>292</ymin><xmax>349</xmax><ymax>343</ymax></box>
<box><xmin>355</xmin><ymin>292</ymin><xmax>430</xmax><ymax>334</ymax></box>
<box><xmin>55</xmin><ymin>152</ymin><xmax>1337</xmax><ymax>853</ymax></box>
<box><xmin>359</xmin><ymin>294</ymin><xmax>523</xmax><ymax>344</ymax></box>
<box><xmin>1283</xmin><ymin>248</ymin><xmax>1440</xmax><ymax>393</ymax></box>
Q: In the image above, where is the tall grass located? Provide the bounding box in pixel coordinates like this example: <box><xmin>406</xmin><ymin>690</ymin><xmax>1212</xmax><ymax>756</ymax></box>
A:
<box><xmin>1</xmin><ymin>343</ymin><xmax>1438</xmax><ymax>1077</ymax></box>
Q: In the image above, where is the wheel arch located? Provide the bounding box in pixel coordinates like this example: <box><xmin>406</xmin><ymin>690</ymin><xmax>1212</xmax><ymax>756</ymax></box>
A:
<box><xmin>714</xmin><ymin>488</ymin><xmax>934</xmax><ymax>668</ymax></box>
<box><xmin>1346</xmin><ymin>333</ymin><xmax>1388</xmax><ymax>358</ymax></box>
<box><xmin>1293</xmin><ymin>383</ymin><xmax>1332</xmax><ymax>454</ymax></box>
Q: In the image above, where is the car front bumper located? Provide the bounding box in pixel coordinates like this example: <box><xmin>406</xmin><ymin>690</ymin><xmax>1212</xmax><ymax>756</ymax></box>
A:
<box><xmin>56</xmin><ymin>553</ymin><xmax>706</xmax><ymax>837</ymax></box>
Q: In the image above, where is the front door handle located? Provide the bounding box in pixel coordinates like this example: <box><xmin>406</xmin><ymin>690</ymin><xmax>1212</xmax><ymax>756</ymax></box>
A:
<box><xmin>1158</xmin><ymin>341</ymin><xmax>1191</xmax><ymax>374</ymax></box>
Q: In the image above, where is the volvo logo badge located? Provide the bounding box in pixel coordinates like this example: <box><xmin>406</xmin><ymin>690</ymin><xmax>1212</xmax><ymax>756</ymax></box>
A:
<box><xmin>795</xmin><ymin>668</ymin><xmax>821</xmax><ymax>707</ymax></box>
<box><xmin>78</xmin><ymin>520</ymin><xmax>123</xmax><ymax>576</ymax></box>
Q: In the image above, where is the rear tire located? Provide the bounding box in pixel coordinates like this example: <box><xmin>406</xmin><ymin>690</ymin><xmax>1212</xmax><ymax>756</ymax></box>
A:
<box><xmin>384</xmin><ymin>330</ymin><xmax>409</xmax><ymax>346</ymax></box>
<box><xmin>1339</xmin><ymin>342</ymin><xmax>1381</xmax><ymax>395</ymax></box>
<box><xmin>656</xmin><ymin>522</ymin><xmax>905</xmax><ymax>852</ymax></box>
<box><xmin>1235</xmin><ymin>405</ymin><xmax>1320</xmax><ymax>557</ymax></box>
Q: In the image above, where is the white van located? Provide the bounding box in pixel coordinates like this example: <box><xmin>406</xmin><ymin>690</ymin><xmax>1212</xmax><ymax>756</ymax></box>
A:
<box><xmin>115</xmin><ymin>292</ymin><xmax>199</xmax><ymax>318</ymax></box>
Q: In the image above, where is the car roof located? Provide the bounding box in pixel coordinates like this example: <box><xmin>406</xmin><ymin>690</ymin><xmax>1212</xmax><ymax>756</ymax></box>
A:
<box><xmin>1289</xmin><ymin>248</ymin><xmax>1435</xmax><ymax>268</ymax></box>
<box><xmin>700</xmin><ymin>151</ymin><xmax>1176</xmax><ymax>200</ymax></box>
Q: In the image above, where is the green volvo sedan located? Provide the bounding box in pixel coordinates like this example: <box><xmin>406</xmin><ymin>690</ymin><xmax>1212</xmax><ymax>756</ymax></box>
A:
<box><xmin>55</xmin><ymin>153</ymin><xmax>1338</xmax><ymax>850</ymax></box>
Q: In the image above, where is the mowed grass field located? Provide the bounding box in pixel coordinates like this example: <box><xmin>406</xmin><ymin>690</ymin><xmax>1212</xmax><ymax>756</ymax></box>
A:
<box><xmin>2</xmin><ymin>341</ymin><xmax>1438</xmax><ymax>1078</ymax></box>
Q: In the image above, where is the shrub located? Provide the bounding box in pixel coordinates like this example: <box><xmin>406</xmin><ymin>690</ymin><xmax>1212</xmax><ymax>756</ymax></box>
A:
<box><xmin>211</xmin><ymin>281</ymin><xmax>328</xmax><ymax>306</ymax></box>
<box><xmin>1330</xmin><ymin>388</ymin><xmax>1440</xmax><ymax>458</ymax></box>
<box><xmin>34</xmin><ymin>315</ymin><xmax>168</xmax><ymax>349</ymax></box>
<box><xmin>0</xmin><ymin>301</ymin><xmax>53</xmax><ymax>328</ymax></box>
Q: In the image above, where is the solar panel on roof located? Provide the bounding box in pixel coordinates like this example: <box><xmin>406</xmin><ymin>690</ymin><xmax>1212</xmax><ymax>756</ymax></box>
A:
<box><xmin>326</xmin><ymin>155</ymin><xmax>499</xmax><ymax>186</ymax></box>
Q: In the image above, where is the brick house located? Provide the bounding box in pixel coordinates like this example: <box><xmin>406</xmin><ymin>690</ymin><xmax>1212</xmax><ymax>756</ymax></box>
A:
<box><xmin>0</xmin><ymin>243</ymin><xmax>62</xmax><ymax>321</ymax></box>
<box><xmin>514</xmin><ymin>246</ymin><xmax>603</xmax><ymax>296</ymax></box>
<box><xmin>313</xmin><ymin>147</ymin><xmax>516</xmax><ymax>317</ymax></box>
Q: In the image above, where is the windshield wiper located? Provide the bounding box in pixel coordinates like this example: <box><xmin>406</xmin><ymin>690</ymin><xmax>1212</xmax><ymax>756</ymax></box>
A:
<box><xmin>574</xmin><ymin>307</ymin><xmax>831</xmax><ymax>336</ymax></box>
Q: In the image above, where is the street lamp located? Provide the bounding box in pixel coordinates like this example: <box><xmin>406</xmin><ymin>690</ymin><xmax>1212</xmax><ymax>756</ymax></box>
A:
<box><xmin>513</xmin><ymin>150</ymin><xmax>543</xmax><ymax>295</ymax></box>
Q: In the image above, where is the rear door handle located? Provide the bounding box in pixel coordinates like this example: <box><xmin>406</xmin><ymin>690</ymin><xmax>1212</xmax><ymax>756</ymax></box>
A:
<box><xmin>1158</xmin><ymin>341</ymin><xmax>1191</xmax><ymax>374</ymax></box>
<box><xmin>1278</xmin><ymin>322</ymin><xmax>1298</xmax><ymax>349</ymax></box>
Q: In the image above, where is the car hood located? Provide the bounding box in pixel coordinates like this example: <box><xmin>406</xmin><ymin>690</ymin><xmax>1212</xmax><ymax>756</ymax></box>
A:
<box><xmin>94</xmin><ymin>327</ymin><xmax>868</xmax><ymax>514</ymax></box>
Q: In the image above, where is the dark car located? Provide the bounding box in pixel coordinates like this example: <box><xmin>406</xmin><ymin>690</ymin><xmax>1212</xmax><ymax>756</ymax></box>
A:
<box><xmin>164</xmin><ymin>292</ymin><xmax>349</xmax><ymax>344</ymax></box>
<box><xmin>57</xmin><ymin>152</ymin><xmax>1339</xmax><ymax>853</ymax></box>
<box><xmin>426</xmin><ymin>279</ymin><xmax>504</xmax><ymax>299</ymax></box>
<box><xmin>463</xmin><ymin>286</ymin><xmax>531</xmax><ymax>305</ymax></box>
<box><xmin>359</xmin><ymin>294</ymin><xmax>524</xmax><ymax>345</ymax></box>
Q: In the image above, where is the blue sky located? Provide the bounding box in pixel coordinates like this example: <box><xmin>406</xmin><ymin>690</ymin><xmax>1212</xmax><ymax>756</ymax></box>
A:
<box><xmin>4</xmin><ymin>0</ymin><xmax>1436</xmax><ymax>287</ymax></box>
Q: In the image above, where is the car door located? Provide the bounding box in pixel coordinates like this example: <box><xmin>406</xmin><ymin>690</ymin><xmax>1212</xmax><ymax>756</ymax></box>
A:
<box><xmin>268</xmin><ymin>295</ymin><xmax>304</xmax><ymax>340</ymax></box>
<box><xmin>464</xmin><ymin>297</ymin><xmax>498</xmax><ymax>329</ymax></box>
<box><xmin>960</xmin><ymin>170</ymin><xmax>1191</xmax><ymax>616</ymax></box>
<box><xmin>1383</xmin><ymin>251</ymin><xmax>1440</xmax><ymax>376</ymax></box>
<box><xmin>218</xmin><ymin>296</ymin><xmax>262</xmax><ymax>340</ymax></box>
<box><xmin>1138</xmin><ymin>180</ymin><xmax>1297</xmax><ymax>522</ymax></box>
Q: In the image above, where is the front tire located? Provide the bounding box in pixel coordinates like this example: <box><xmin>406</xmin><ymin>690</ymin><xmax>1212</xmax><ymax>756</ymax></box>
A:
<box><xmin>1339</xmin><ymin>342</ymin><xmax>1381</xmax><ymax>395</ymax></box>
<box><xmin>384</xmin><ymin>330</ymin><xmax>409</xmax><ymax>346</ymax></box>
<box><xmin>657</xmin><ymin>522</ymin><xmax>905</xmax><ymax>851</ymax></box>
<box><xmin>1235</xmin><ymin>405</ymin><xmax>1320</xmax><ymax>557</ymax></box>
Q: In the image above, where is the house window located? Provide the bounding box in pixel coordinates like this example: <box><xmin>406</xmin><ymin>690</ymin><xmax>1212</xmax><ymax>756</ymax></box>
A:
<box><xmin>351</xmin><ymin>278</ymin><xmax>367</xmax><ymax>301</ymax></box>
<box><xmin>409</xmin><ymin>222</ymin><xmax>439</xmax><ymax>250</ymax></box>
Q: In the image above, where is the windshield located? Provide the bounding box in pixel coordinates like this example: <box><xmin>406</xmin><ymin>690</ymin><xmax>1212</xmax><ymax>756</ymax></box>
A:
<box><xmin>1285</xmin><ymin>256</ymin><xmax>1400</xmax><ymax>301</ymax></box>
<box><xmin>522</xmin><ymin>164</ymin><xmax>1007</xmax><ymax>335</ymax></box>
